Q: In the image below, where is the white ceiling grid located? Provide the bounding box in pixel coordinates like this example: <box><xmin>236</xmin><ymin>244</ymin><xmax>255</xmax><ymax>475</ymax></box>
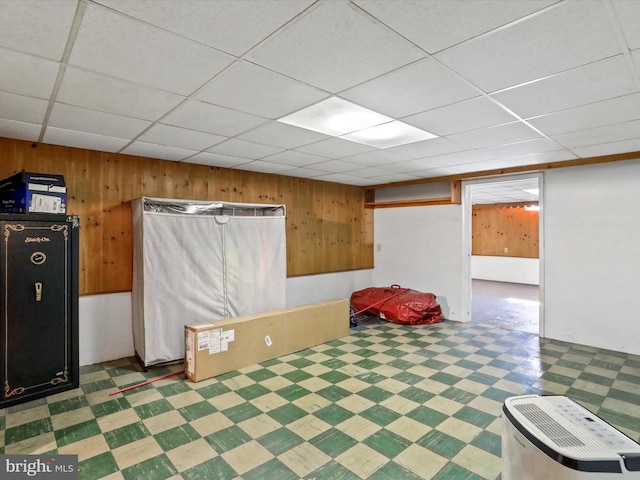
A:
<box><xmin>470</xmin><ymin>178</ymin><xmax>540</xmax><ymax>205</ymax></box>
<box><xmin>0</xmin><ymin>0</ymin><xmax>638</xmax><ymax>203</ymax></box>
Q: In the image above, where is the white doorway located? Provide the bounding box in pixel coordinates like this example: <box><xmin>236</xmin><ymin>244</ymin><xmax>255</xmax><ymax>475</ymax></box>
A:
<box><xmin>461</xmin><ymin>173</ymin><xmax>544</xmax><ymax>335</ymax></box>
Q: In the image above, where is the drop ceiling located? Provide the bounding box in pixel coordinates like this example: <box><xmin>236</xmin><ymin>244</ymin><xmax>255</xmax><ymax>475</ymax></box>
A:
<box><xmin>470</xmin><ymin>178</ymin><xmax>539</xmax><ymax>205</ymax></box>
<box><xmin>1</xmin><ymin>0</ymin><xmax>639</xmax><ymax>188</ymax></box>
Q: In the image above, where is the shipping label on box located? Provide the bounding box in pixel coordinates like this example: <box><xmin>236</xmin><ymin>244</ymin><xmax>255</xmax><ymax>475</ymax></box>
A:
<box><xmin>0</xmin><ymin>191</ymin><xmax>67</xmax><ymax>214</ymax></box>
<box><xmin>185</xmin><ymin>329</ymin><xmax>195</xmax><ymax>377</ymax></box>
<box><xmin>30</xmin><ymin>193</ymin><xmax>65</xmax><ymax>213</ymax></box>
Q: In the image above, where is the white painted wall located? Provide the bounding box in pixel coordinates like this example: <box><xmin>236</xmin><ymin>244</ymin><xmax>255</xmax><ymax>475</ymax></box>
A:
<box><xmin>472</xmin><ymin>256</ymin><xmax>539</xmax><ymax>285</ymax></box>
<box><xmin>78</xmin><ymin>269</ymin><xmax>373</xmax><ymax>366</ymax></box>
<box><xmin>544</xmin><ymin>159</ymin><xmax>640</xmax><ymax>355</ymax></box>
<box><xmin>373</xmin><ymin>204</ymin><xmax>464</xmax><ymax>321</ymax></box>
<box><xmin>79</xmin><ymin>293</ymin><xmax>133</xmax><ymax>366</ymax></box>
<box><xmin>286</xmin><ymin>269</ymin><xmax>373</xmax><ymax>308</ymax></box>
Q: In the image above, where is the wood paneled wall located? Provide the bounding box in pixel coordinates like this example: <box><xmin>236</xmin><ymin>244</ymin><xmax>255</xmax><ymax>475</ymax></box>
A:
<box><xmin>0</xmin><ymin>138</ymin><xmax>373</xmax><ymax>295</ymax></box>
<box><xmin>472</xmin><ymin>203</ymin><xmax>539</xmax><ymax>258</ymax></box>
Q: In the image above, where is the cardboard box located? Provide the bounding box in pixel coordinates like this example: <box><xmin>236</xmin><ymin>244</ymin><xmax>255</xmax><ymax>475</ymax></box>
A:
<box><xmin>0</xmin><ymin>172</ymin><xmax>66</xmax><ymax>214</ymax></box>
<box><xmin>185</xmin><ymin>299</ymin><xmax>350</xmax><ymax>382</ymax></box>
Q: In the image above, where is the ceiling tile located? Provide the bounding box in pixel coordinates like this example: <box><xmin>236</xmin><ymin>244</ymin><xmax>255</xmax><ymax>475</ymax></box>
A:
<box><xmin>0</xmin><ymin>0</ymin><xmax>76</xmax><ymax>60</ymax></box>
<box><xmin>403</xmin><ymin>166</ymin><xmax>461</xmax><ymax>179</ymax></box>
<box><xmin>340</xmin><ymin>149</ymin><xmax>411</xmax><ymax>167</ymax></box>
<box><xmin>0</xmin><ymin>91</ymin><xmax>48</xmax><ymax>124</ymax></box>
<box><xmin>491</xmin><ymin>56</ymin><xmax>636</xmax><ymax>119</ymax></box>
<box><xmin>57</xmin><ymin>67</ymin><xmax>184</xmax><ymax>121</ymax></box>
<box><xmin>470</xmin><ymin>178</ymin><xmax>539</xmax><ymax>203</ymax></box>
<box><xmin>195</xmin><ymin>61</ymin><xmax>328</xmax><ymax>119</ymax></box>
<box><xmin>69</xmin><ymin>4</ymin><xmax>234</xmax><ymax>95</ymax></box>
<box><xmin>48</xmin><ymin>103</ymin><xmax>151</xmax><ymax>139</ymax></box>
<box><xmin>354</xmin><ymin>0</ymin><xmax>557</xmax><ymax>54</ymax></box>
<box><xmin>277</xmin><ymin>166</ymin><xmax>327</xmax><ymax>179</ymax></box>
<box><xmin>233</xmin><ymin>160</ymin><xmax>295</xmax><ymax>174</ymax></box>
<box><xmin>527</xmin><ymin>93</ymin><xmax>640</xmax><ymax>136</ymax></box>
<box><xmin>340</xmin><ymin>166</ymin><xmax>398</xmax><ymax>178</ymax></box>
<box><xmin>470</xmin><ymin>178</ymin><xmax>539</xmax><ymax>201</ymax></box>
<box><xmin>450</xmin><ymin>158</ymin><xmax>513</xmax><ymax>173</ymax></box>
<box><xmin>383</xmin><ymin>157</ymin><xmax>450</xmax><ymax>173</ymax></box>
<box><xmin>246</xmin><ymin>1</ymin><xmax>424</xmax><ymax>92</ymax></box>
<box><xmin>368</xmin><ymin>172</ymin><xmax>423</xmax><ymax>184</ymax></box>
<box><xmin>435</xmin><ymin>1</ymin><xmax>622</xmax><ymax>92</ymax></box>
<box><xmin>0</xmin><ymin>118</ymin><xmax>41</xmax><ymax>142</ymax></box>
<box><xmin>0</xmin><ymin>48</ymin><xmax>59</xmax><ymax>98</ymax></box>
<box><xmin>403</xmin><ymin>97</ymin><xmax>519</xmax><ymax>136</ymax></box>
<box><xmin>138</xmin><ymin>124</ymin><xmax>226</xmax><ymax>151</ymax></box>
<box><xmin>340</xmin><ymin>58</ymin><xmax>479</xmax><ymax>118</ymax></box>
<box><xmin>161</xmin><ymin>99</ymin><xmax>268</xmax><ymax>137</ymax></box>
<box><xmin>552</xmin><ymin>119</ymin><xmax>640</xmax><ymax>149</ymax></box>
<box><xmin>613</xmin><ymin>0</ymin><xmax>640</xmax><ymax>50</ymax></box>
<box><xmin>386</xmin><ymin>137</ymin><xmax>470</xmax><ymax>159</ymax></box>
<box><xmin>477</xmin><ymin>138</ymin><xmax>563</xmax><ymax>159</ymax></box>
<box><xmin>121</xmin><ymin>142</ymin><xmax>199</xmax><ymax>161</ymax></box>
<box><xmin>43</xmin><ymin>127</ymin><xmax>130</xmax><ymax>153</ymax></box>
<box><xmin>236</xmin><ymin>121</ymin><xmax>330</xmax><ymax>150</ymax></box>
<box><xmin>187</xmin><ymin>151</ymin><xmax>251</xmax><ymax>168</ymax></box>
<box><xmin>410</xmin><ymin>150</ymin><xmax>495</xmax><ymax>168</ymax></box>
<box><xmin>96</xmin><ymin>0</ymin><xmax>315</xmax><ymax>56</ymax></box>
<box><xmin>261</xmin><ymin>150</ymin><xmax>329</xmax><ymax>168</ymax></box>
<box><xmin>473</xmin><ymin>195</ymin><xmax>537</xmax><ymax>205</ymax></box>
<box><xmin>633</xmin><ymin>49</ymin><xmax>640</xmax><ymax>76</ymax></box>
<box><xmin>446</xmin><ymin>122</ymin><xmax>542</xmax><ymax>149</ymax></box>
<box><xmin>294</xmin><ymin>137</ymin><xmax>376</xmax><ymax>159</ymax></box>
<box><xmin>301</xmin><ymin>159</ymin><xmax>365</xmax><ymax>173</ymax></box>
<box><xmin>207</xmin><ymin>139</ymin><xmax>283</xmax><ymax>160</ymax></box>
<box><xmin>572</xmin><ymin>138</ymin><xmax>640</xmax><ymax>158</ymax></box>
<box><xmin>473</xmin><ymin>185</ymin><xmax>510</xmax><ymax>196</ymax></box>
<box><xmin>313</xmin><ymin>173</ymin><xmax>375</xmax><ymax>186</ymax></box>
<box><xmin>503</xmin><ymin>150</ymin><xmax>578</xmax><ymax>167</ymax></box>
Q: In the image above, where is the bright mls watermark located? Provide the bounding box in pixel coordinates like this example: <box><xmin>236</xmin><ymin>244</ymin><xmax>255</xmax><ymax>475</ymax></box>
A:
<box><xmin>0</xmin><ymin>455</ymin><xmax>78</xmax><ymax>479</ymax></box>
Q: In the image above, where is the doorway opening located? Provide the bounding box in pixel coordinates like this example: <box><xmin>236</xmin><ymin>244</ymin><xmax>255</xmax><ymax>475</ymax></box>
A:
<box><xmin>462</xmin><ymin>174</ymin><xmax>543</xmax><ymax>335</ymax></box>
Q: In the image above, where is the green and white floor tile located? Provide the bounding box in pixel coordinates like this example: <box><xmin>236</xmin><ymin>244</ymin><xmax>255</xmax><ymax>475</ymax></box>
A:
<box><xmin>2</xmin><ymin>320</ymin><xmax>640</xmax><ymax>479</ymax></box>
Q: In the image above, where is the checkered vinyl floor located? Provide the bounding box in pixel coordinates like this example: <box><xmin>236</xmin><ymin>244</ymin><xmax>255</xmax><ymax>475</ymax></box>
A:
<box><xmin>2</xmin><ymin>320</ymin><xmax>640</xmax><ymax>480</ymax></box>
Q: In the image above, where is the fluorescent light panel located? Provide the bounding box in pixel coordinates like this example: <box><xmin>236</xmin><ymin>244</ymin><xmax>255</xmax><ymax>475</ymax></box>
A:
<box><xmin>278</xmin><ymin>97</ymin><xmax>437</xmax><ymax>148</ymax></box>
<box><xmin>343</xmin><ymin>120</ymin><xmax>437</xmax><ymax>148</ymax></box>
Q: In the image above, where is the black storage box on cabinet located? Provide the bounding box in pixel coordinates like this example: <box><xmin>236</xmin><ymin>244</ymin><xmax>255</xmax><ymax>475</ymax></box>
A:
<box><xmin>0</xmin><ymin>213</ymin><xmax>79</xmax><ymax>408</ymax></box>
<box><xmin>0</xmin><ymin>172</ymin><xmax>67</xmax><ymax>214</ymax></box>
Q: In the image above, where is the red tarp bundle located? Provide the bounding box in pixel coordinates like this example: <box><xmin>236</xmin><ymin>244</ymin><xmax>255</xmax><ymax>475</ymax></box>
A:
<box><xmin>350</xmin><ymin>285</ymin><xmax>443</xmax><ymax>325</ymax></box>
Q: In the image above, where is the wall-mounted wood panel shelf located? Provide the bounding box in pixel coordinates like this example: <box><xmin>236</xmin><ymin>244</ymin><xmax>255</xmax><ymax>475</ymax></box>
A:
<box><xmin>365</xmin><ymin>180</ymin><xmax>461</xmax><ymax>209</ymax></box>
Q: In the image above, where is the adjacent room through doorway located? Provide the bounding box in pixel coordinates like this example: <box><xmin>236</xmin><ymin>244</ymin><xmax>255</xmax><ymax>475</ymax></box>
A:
<box><xmin>471</xmin><ymin>279</ymin><xmax>539</xmax><ymax>334</ymax></box>
<box><xmin>466</xmin><ymin>175</ymin><xmax>542</xmax><ymax>334</ymax></box>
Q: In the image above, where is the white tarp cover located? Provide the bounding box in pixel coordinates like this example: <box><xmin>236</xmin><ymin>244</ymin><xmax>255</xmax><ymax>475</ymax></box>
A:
<box><xmin>132</xmin><ymin>197</ymin><xmax>286</xmax><ymax>366</ymax></box>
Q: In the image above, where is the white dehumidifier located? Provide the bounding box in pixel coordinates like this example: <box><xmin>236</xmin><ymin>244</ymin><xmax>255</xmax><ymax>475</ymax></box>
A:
<box><xmin>502</xmin><ymin>395</ymin><xmax>640</xmax><ymax>479</ymax></box>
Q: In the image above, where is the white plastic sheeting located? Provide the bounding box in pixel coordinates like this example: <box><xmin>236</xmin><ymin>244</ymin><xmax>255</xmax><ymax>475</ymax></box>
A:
<box><xmin>132</xmin><ymin>197</ymin><xmax>286</xmax><ymax>367</ymax></box>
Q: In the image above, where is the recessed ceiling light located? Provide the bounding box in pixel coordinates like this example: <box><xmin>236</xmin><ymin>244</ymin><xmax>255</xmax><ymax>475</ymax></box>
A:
<box><xmin>277</xmin><ymin>97</ymin><xmax>437</xmax><ymax>148</ymax></box>
<box><xmin>342</xmin><ymin>120</ymin><xmax>438</xmax><ymax>149</ymax></box>
<box><xmin>278</xmin><ymin>97</ymin><xmax>391</xmax><ymax>136</ymax></box>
